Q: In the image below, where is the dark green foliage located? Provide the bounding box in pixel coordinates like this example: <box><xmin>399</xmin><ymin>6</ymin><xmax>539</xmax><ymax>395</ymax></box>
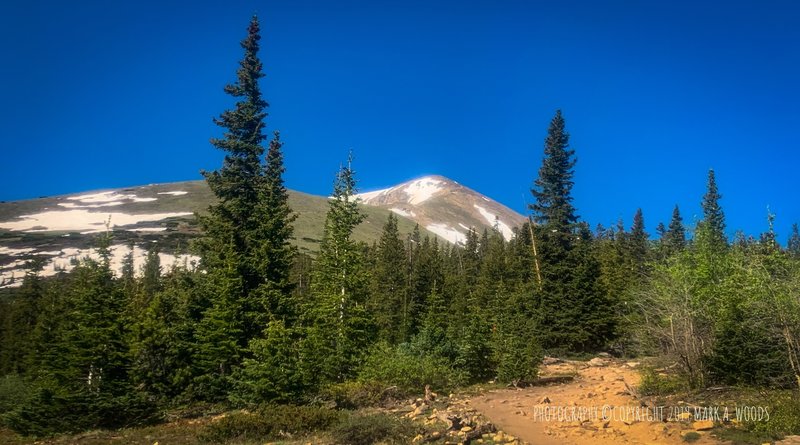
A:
<box><xmin>330</xmin><ymin>412</ymin><xmax>423</xmax><ymax>445</ymax></box>
<box><xmin>230</xmin><ymin>320</ymin><xmax>307</xmax><ymax>405</ymax></box>
<box><xmin>320</xmin><ymin>380</ymin><xmax>400</xmax><ymax>409</ymax></box>
<box><xmin>492</xmin><ymin>289</ymin><xmax>542</xmax><ymax>384</ymax></box>
<box><xmin>0</xmin><ymin>374</ymin><xmax>32</xmax><ymax>415</ymax></box>
<box><xmin>200</xmin><ymin>405</ymin><xmax>342</xmax><ymax>443</ymax></box>
<box><xmin>357</xmin><ymin>343</ymin><xmax>467</xmax><ymax>395</ymax></box>
<box><xmin>637</xmin><ymin>368</ymin><xmax>688</xmax><ymax>396</ymax></box>
<box><xmin>750</xmin><ymin>392</ymin><xmax>800</xmax><ymax>436</ymax></box>
<box><xmin>530</xmin><ymin>109</ymin><xmax>577</xmax><ymax>230</ymax></box>
<box><xmin>665</xmin><ymin>205</ymin><xmax>686</xmax><ymax>254</ymax></box>
<box><xmin>700</xmin><ymin>169</ymin><xmax>727</xmax><ymax>250</ymax></box>
<box><xmin>788</xmin><ymin>223</ymin><xmax>800</xmax><ymax>257</ymax></box>
<box><xmin>369</xmin><ymin>213</ymin><xmax>409</xmax><ymax>343</ymax></box>
<box><xmin>304</xmin><ymin>155</ymin><xmax>373</xmax><ymax>384</ymax></box>
<box><xmin>193</xmin><ymin>16</ymin><xmax>296</xmax><ymax>400</ymax></box>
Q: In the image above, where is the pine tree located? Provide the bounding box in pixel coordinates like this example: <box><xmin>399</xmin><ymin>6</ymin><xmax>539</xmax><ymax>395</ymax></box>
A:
<box><xmin>665</xmin><ymin>205</ymin><xmax>686</xmax><ymax>253</ymax></box>
<box><xmin>304</xmin><ymin>154</ymin><xmax>372</xmax><ymax>383</ymax></box>
<box><xmin>530</xmin><ymin>110</ymin><xmax>577</xmax><ymax>231</ymax></box>
<box><xmin>369</xmin><ymin>213</ymin><xmax>408</xmax><ymax>343</ymax></box>
<box><xmin>193</xmin><ymin>16</ymin><xmax>295</xmax><ymax>398</ymax></box>
<box><xmin>699</xmin><ymin>169</ymin><xmax>727</xmax><ymax>249</ymax></box>
<box><xmin>629</xmin><ymin>208</ymin><xmax>648</xmax><ymax>271</ymax></box>
<box><xmin>788</xmin><ymin>223</ymin><xmax>800</xmax><ymax>257</ymax></box>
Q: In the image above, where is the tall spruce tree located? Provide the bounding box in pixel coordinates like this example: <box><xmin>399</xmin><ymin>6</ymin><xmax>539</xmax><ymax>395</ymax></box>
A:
<box><xmin>305</xmin><ymin>154</ymin><xmax>372</xmax><ymax>383</ymax></box>
<box><xmin>665</xmin><ymin>205</ymin><xmax>686</xmax><ymax>253</ymax></box>
<box><xmin>699</xmin><ymin>169</ymin><xmax>727</xmax><ymax>250</ymax></box>
<box><xmin>369</xmin><ymin>213</ymin><xmax>408</xmax><ymax>343</ymax></box>
<box><xmin>194</xmin><ymin>16</ymin><xmax>295</xmax><ymax>399</ymax></box>
<box><xmin>788</xmin><ymin>223</ymin><xmax>800</xmax><ymax>257</ymax></box>
<box><xmin>629</xmin><ymin>208</ymin><xmax>648</xmax><ymax>271</ymax></box>
<box><xmin>530</xmin><ymin>110</ymin><xmax>577</xmax><ymax>231</ymax></box>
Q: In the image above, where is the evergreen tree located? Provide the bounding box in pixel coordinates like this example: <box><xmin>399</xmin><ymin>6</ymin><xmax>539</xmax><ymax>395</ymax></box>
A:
<box><xmin>304</xmin><ymin>155</ymin><xmax>372</xmax><ymax>383</ymax></box>
<box><xmin>700</xmin><ymin>169</ymin><xmax>727</xmax><ymax>249</ymax></box>
<box><xmin>665</xmin><ymin>205</ymin><xmax>686</xmax><ymax>253</ymax></box>
<box><xmin>530</xmin><ymin>110</ymin><xmax>577</xmax><ymax>231</ymax></box>
<box><xmin>629</xmin><ymin>208</ymin><xmax>648</xmax><ymax>271</ymax></box>
<box><xmin>193</xmin><ymin>16</ymin><xmax>295</xmax><ymax>398</ymax></box>
<box><xmin>788</xmin><ymin>223</ymin><xmax>800</xmax><ymax>257</ymax></box>
<box><xmin>369</xmin><ymin>213</ymin><xmax>408</xmax><ymax>343</ymax></box>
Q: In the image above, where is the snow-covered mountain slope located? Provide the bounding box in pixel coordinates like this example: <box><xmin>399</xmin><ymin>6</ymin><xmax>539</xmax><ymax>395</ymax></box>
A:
<box><xmin>0</xmin><ymin>175</ymin><xmax>526</xmax><ymax>288</ymax></box>
<box><xmin>356</xmin><ymin>175</ymin><xmax>526</xmax><ymax>244</ymax></box>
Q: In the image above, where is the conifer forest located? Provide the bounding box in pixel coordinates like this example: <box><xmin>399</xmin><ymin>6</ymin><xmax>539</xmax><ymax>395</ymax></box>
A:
<box><xmin>1</xmin><ymin>15</ymin><xmax>799</xmax><ymax>445</ymax></box>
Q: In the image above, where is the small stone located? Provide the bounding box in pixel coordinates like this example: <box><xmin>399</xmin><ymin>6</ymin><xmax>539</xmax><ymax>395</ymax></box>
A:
<box><xmin>588</xmin><ymin>357</ymin><xmax>607</xmax><ymax>367</ymax></box>
<box><xmin>693</xmin><ymin>420</ymin><xmax>714</xmax><ymax>431</ymax></box>
<box><xmin>540</xmin><ymin>396</ymin><xmax>551</xmax><ymax>404</ymax></box>
<box><xmin>461</xmin><ymin>426</ymin><xmax>473</xmax><ymax>433</ymax></box>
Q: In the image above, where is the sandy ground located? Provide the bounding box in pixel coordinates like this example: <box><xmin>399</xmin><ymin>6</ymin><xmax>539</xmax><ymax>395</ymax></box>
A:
<box><xmin>470</xmin><ymin>359</ymin><xmax>726</xmax><ymax>445</ymax></box>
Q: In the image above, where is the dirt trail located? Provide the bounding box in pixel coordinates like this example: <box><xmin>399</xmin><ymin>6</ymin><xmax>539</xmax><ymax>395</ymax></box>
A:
<box><xmin>469</xmin><ymin>358</ymin><xmax>724</xmax><ymax>445</ymax></box>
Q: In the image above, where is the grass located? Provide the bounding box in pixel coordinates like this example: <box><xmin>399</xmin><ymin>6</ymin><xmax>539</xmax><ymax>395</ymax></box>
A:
<box><xmin>0</xmin><ymin>180</ymin><xmax>438</xmax><ymax>264</ymax></box>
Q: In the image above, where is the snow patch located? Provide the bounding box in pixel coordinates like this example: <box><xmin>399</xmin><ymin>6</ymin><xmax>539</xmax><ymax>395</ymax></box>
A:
<box><xmin>403</xmin><ymin>177</ymin><xmax>444</xmax><ymax>205</ymax></box>
<box><xmin>0</xmin><ymin>244</ymin><xmax>200</xmax><ymax>289</ymax></box>
<box><xmin>0</xmin><ymin>209</ymin><xmax>193</xmax><ymax>233</ymax></box>
<box><xmin>66</xmin><ymin>191</ymin><xmax>157</xmax><ymax>205</ymax></box>
<box><xmin>474</xmin><ymin>205</ymin><xmax>514</xmax><ymax>241</ymax></box>
<box><xmin>390</xmin><ymin>208</ymin><xmax>416</xmax><ymax>218</ymax></box>
<box><xmin>58</xmin><ymin>201</ymin><xmax>125</xmax><ymax>209</ymax></box>
<box><xmin>426</xmin><ymin>223</ymin><xmax>466</xmax><ymax>245</ymax></box>
<box><xmin>158</xmin><ymin>191</ymin><xmax>188</xmax><ymax>196</ymax></box>
<box><xmin>355</xmin><ymin>188</ymin><xmax>391</xmax><ymax>204</ymax></box>
<box><xmin>0</xmin><ymin>246</ymin><xmax>35</xmax><ymax>256</ymax></box>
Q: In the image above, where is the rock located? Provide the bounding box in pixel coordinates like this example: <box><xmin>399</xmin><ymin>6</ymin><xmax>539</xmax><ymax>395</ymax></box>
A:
<box><xmin>693</xmin><ymin>420</ymin><xmax>714</xmax><ymax>431</ymax></box>
<box><xmin>597</xmin><ymin>352</ymin><xmax>612</xmax><ymax>358</ymax></box>
<box><xmin>625</xmin><ymin>361</ymin><xmax>641</xmax><ymax>368</ymax></box>
<box><xmin>542</xmin><ymin>356</ymin><xmax>562</xmax><ymax>365</ymax></box>
<box><xmin>589</xmin><ymin>357</ymin><xmax>606</xmax><ymax>366</ymax></box>
<box><xmin>461</xmin><ymin>426</ymin><xmax>473</xmax><ymax>433</ymax></box>
<box><xmin>493</xmin><ymin>431</ymin><xmax>505</xmax><ymax>442</ymax></box>
<box><xmin>540</xmin><ymin>396</ymin><xmax>551</xmax><ymax>404</ymax></box>
<box><xmin>431</xmin><ymin>431</ymin><xmax>441</xmax><ymax>439</ymax></box>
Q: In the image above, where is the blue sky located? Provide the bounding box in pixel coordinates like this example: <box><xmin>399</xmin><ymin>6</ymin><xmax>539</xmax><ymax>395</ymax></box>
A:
<box><xmin>1</xmin><ymin>0</ymin><xmax>798</xmax><ymax>240</ymax></box>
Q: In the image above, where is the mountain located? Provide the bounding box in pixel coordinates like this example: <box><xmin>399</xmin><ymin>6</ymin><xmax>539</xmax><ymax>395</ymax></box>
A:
<box><xmin>0</xmin><ymin>176</ymin><xmax>525</xmax><ymax>288</ymax></box>
<box><xmin>356</xmin><ymin>175</ymin><xmax>526</xmax><ymax>244</ymax></box>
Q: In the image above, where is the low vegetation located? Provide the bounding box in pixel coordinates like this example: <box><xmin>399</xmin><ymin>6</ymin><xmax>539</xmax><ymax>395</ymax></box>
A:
<box><xmin>1</xmin><ymin>14</ymin><xmax>799</xmax><ymax>445</ymax></box>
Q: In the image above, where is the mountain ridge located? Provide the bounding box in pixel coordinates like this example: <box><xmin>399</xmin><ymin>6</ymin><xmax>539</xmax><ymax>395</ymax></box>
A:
<box><xmin>0</xmin><ymin>175</ymin><xmax>525</xmax><ymax>288</ymax></box>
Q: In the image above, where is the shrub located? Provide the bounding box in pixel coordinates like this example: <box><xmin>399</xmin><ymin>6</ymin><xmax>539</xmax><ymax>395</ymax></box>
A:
<box><xmin>200</xmin><ymin>404</ymin><xmax>341</xmax><ymax>443</ymax></box>
<box><xmin>0</xmin><ymin>374</ymin><xmax>32</xmax><ymax>415</ymax></box>
<box><xmin>750</xmin><ymin>392</ymin><xmax>800</xmax><ymax>437</ymax></box>
<box><xmin>638</xmin><ymin>368</ymin><xmax>688</xmax><ymax>396</ymax></box>
<box><xmin>681</xmin><ymin>431</ymin><xmax>701</xmax><ymax>442</ymax></box>
<box><xmin>330</xmin><ymin>413</ymin><xmax>422</xmax><ymax>445</ymax></box>
<box><xmin>321</xmin><ymin>380</ymin><xmax>399</xmax><ymax>409</ymax></box>
<box><xmin>357</xmin><ymin>343</ymin><xmax>467</xmax><ymax>395</ymax></box>
<box><xmin>3</xmin><ymin>380</ymin><xmax>159</xmax><ymax>437</ymax></box>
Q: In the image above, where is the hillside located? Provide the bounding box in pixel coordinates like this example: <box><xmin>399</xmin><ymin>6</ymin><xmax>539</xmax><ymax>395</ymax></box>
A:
<box><xmin>0</xmin><ymin>176</ymin><xmax>525</xmax><ymax>288</ymax></box>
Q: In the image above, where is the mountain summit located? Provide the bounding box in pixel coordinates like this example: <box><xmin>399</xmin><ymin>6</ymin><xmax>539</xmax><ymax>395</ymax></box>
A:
<box><xmin>356</xmin><ymin>175</ymin><xmax>525</xmax><ymax>244</ymax></box>
<box><xmin>0</xmin><ymin>175</ymin><xmax>525</xmax><ymax>288</ymax></box>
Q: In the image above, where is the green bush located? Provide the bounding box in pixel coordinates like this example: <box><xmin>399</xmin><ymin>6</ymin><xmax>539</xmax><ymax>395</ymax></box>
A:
<box><xmin>321</xmin><ymin>380</ymin><xmax>399</xmax><ymax>409</ymax></box>
<box><xmin>200</xmin><ymin>404</ymin><xmax>342</xmax><ymax>443</ymax></box>
<box><xmin>0</xmin><ymin>374</ymin><xmax>33</xmax><ymax>415</ymax></box>
<box><xmin>357</xmin><ymin>343</ymin><xmax>467</xmax><ymax>395</ymax></box>
<box><xmin>638</xmin><ymin>368</ymin><xmax>688</xmax><ymax>396</ymax></box>
<box><xmin>681</xmin><ymin>431</ymin><xmax>701</xmax><ymax>442</ymax></box>
<box><xmin>750</xmin><ymin>392</ymin><xmax>800</xmax><ymax>437</ymax></box>
<box><xmin>3</xmin><ymin>380</ymin><xmax>159</xmax><ymax>437</ymax></box>
<box><xmin>330</xmin><ymin>413</ymin><xmax>422</xmax><ymax>445</ymax></box>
